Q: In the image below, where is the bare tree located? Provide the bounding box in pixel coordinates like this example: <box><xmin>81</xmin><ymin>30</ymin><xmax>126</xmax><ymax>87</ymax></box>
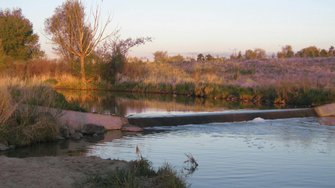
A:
<box><xmin>45</xmin><ymin>0</ymin><xmax>113</xmax><ymax>84</ymax></box>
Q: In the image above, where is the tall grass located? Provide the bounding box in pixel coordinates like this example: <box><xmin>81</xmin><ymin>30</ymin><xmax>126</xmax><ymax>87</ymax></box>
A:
<box><xmin>0</xmin><ymin>78</ymin><xmax>81</xmax><ymax>146</ymax></box>
<box><xmin>85</xmin><ymin>158</ymin><xmax>187</xmax><ymax>188</ymax></box>
<box><xmin>112</xmin><ymin>58</ymin><xmax>335</xmax><ymax>106</ymax></box>
<box><xmin>0</xmin><ymin>85</ymin><xmax>16</xmax><ymax>125</ymax></box>
<box><xmin>120</xmin><ymin>58</ymin><xmax>335</xmax><ymax>89</ymax></box>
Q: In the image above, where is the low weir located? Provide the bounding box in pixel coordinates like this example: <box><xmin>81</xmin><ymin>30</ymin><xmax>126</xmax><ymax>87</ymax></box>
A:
<box><xmin>128</xmin><ymin>108</ymin><xmax>317</xmax><ymax>127</ymax></box>
<box><xmin>31</xmin><ymin>103</ymin><xmax>335</xmax><ymax>130</ymax></box>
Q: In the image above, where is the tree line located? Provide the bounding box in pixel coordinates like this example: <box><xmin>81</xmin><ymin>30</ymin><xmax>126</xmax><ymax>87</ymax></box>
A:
<box><xmin>0</xmin><ymin>1</ymin><xmax>149</xmax><ymax>84</ymax></box>
<box><xmin>230</xmin><ymin>45</ymin><xmax>335</xmax><ymax>60</ymax></box>
<box><xmin>1</xmin><ymin>1</ymin><xmax>335</xmax><ymax>83</ymax></box>
<box><xmin>151</xmin><ymin>45</ymin><xmax>335</xmax><ymax>64</ymax></box>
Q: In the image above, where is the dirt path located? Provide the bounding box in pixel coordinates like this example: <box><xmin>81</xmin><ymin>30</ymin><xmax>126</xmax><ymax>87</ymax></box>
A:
<box><xmin>0</xmin><ymin>156</ymin><xmax>128</xmax><ymax>188</ymax></box>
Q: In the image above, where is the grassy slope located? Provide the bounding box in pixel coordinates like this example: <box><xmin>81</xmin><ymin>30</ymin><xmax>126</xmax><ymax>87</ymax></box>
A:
<box><xmin>113</xmin><ymin>58</ymin><xmax>335</xmax><ymax>106</ymax></box>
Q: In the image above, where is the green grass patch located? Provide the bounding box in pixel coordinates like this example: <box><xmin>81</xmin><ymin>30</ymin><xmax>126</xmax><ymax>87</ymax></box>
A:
<box><xmin>112</xmin><ymin>82</ymin><xmax>335</xmax><ymax>107</ymax></box>
<box><xmin>85</xmin><ymin>158</ymin><xmax>187</xmax><ymax>188</ymax></box>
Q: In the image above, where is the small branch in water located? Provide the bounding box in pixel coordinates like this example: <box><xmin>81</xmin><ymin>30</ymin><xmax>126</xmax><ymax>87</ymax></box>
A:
<box><xmin>183</xmin><ymin>153</ymin><xmax>199</xmax><ymax>176</ymax></box>
<box><xmin>135</xmin><ymin>145</ymin><xmax>143</xmax><ymax>160</ymax></box>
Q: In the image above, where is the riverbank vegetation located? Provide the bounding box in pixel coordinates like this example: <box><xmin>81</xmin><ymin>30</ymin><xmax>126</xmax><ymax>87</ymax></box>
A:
<box><xmin>1</xmin><ymin>0</ymin><xmax>335</xmax><ymax>110</ymax></box>
<box><xmin>85</xmin><ymin>158</ymin><xmax>186</xmax><ymax>188</ymax></box>
<box><xmin>0</xmin><ymin>78</ymin><xmax>82</xmax><ymax>147</ymax></box>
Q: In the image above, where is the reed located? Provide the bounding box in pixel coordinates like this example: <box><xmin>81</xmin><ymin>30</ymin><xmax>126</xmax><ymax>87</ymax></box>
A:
<box><xmin>0</xmin><ymin>77</ymin><xmax>81</xmax><ymax>146</ymax></box>
<box><xmin>85</xmin><ymin>158</ymin><xmax>187</xmax><ymax>188</ymax></box>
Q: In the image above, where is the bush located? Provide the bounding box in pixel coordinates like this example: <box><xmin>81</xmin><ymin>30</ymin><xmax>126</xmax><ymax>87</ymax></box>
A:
<box><xmin>1</xmin><ymin>112</ymin><xmax>59</xmax><ymax>146</ymax></box>
<box><xmin>175</xmin><ymin>83</ymin><xmax>195</xmax><ymax>95</ymax></box>
<box><xmin>9</xmin><ymin>83</ymin><xmax>84</xmax><ymax>111</ymax></box>
<box><xmin>0</xmin><ymin>78</ymin><xmax>83</xmax><ymax>147</ymax></box>
<box><xmin>85</xmin><ymin>158</ymin><xmax>186</xmax><ymax>188</ymax></box>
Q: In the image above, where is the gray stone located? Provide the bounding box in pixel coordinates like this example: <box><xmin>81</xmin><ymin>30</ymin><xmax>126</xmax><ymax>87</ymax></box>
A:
<box><xmin>0</xmin><ymin>143</ymin><xmax>9</xmax><ymax>151</ymax></box>
<box><xmin>71</xmin><ymin>132</ymin><xmax>83</xmax><ymax>140</ymax></box>
<box><xmin>60</xmin><ymin>126</ymin><xmax>70</xmax><ymax>138</ymax></box>
<box><xmin>81</xmin><ymin>124</ymin><xmax>106</xmax><ymax>136</ymax></box>
<box><xmin>56</xmin><ymin>136</ymin><xmax>65</xmax><ymax>140</ymax></box>
<box><xmin>9</xmin><ymin>145</ymin><xmax>15</xmax><ymax>150</ymax></box>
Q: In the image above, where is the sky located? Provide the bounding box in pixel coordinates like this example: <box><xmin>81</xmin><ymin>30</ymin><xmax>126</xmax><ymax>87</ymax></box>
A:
<box><xmin>0</xmin><ymin>0</ymin><xmax>335</xmax><ymax>59</ymax></box>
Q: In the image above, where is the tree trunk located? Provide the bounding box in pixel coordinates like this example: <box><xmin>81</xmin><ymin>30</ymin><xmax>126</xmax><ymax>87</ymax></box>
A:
<box><xmin>80</xmin><ymin>55</ymin><xmax>86</xmax><ymax>85</ymax></box>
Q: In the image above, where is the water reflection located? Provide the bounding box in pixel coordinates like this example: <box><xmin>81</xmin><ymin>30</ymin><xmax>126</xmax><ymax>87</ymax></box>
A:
<box><xmin>1</xmin><ymin>131</ymin><xmax>139</xmax><ymax>158</ymax></box>
<box><xmin>57</xmin><ymin>89</ymin><xmax>270</xmax><ymax>116</ymax></box>
<box><xmin>87</xmin><ymin>118</ymin><xmax>335</xmax><ymax>188</ymax></box>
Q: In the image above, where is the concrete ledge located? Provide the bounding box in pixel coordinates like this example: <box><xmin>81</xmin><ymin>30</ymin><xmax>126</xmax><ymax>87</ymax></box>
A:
<box><xmin>58</xmin><ymin>110</ymin><xmax>128</xmax><ymax>130</ymax></box>
<box><xmin>128</xmin><ymin>108</ymin><xmax>316</xmax><ymax>127</ymax></box>
<box><xmin>20</xmin><ymin>105</ymin><xmax>129</xmax><ymax>131</ymax></box>
<box><xmin>314</xmin><ymin>103</ymin><xmax>335</xmax><ymax>117</ymax></box>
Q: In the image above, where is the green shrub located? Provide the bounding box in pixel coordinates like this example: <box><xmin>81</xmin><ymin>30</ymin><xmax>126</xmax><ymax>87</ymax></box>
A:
<box><xmin>9</xmin><ymin>84</ymin><xmax>84</xmax><ymax>111</ymax></box>
<box><xmin>44</xmin><ymin>78</ymin><xmax>58</xmax><ymax>85</ymax></box>
<box><xmin>287</xmin><ymin>88</ymin><xmax>335</xmax><ymax>106</ymax></box>
<box><xmin>1</xmin><ymin>112</ymin><xmax>59</xmax><ymax>146</ymax></box>
<box><xmin>85</xmin><ymin>158</ymin><xmax>186</xmax><ymax>188</ymax></box>
<box><xmin>239</xmin><ymin>69</ymin><xmax>254</xmax><ymax>75</ymax></box>
<box><xmin>0</xmin><ymin>79</ymin><xmax>83</xmax><ymax>147</ymax></box>
<box><xmin>175</xmin><ymin>82</ymin><xmax>195</xmax><ymax>95</ymax></box>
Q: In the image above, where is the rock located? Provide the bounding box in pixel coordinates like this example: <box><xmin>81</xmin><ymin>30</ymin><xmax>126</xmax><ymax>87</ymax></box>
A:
<box><xmin>59</xmin><ymin>125</ymin><xmax>75</xmax><ymax>138</ymax></box>
<box><xmin>0</xmin><ymin>143</ymin><xmax>9</xmax><ymax>151</ymax></box>
<box><xmin>56</xmin><ymin>136</ymin><xmax>65</xmax><ymax>140</ymax></box>
<box><xmin>60</xmin><ymin>126</ymin><xmax>70</xmax><ymax>138</ymax></box>
<box><xmin>81</xmin><ymin>124</ymin><xmax>106</xmax><ymax>136</ymax></box>
<box><xmin>9</xmin><ymin>145</ymin><xmax>15</xmax><ymax>150</ymax></box>
<box><xmin>121</xmin><ymin>124</ymin><xmax>143</xmax><ymax>132</ymax></box>
<box><xmin>71</xmin><ymin>132</ymin><xmax>83</xmax><ymax>140</ymax></box>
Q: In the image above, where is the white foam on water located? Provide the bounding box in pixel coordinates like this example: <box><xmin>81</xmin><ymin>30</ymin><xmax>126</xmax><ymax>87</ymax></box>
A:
<box><xmin>252</xmin><ymin>117</ymin><xmax>266</xmax><ymax>122</ymax></box>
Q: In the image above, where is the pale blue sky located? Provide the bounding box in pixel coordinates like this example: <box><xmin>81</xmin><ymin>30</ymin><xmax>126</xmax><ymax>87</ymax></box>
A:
<box><xmin>1</xmin><ymin>0</ymin><xmax>334</xmax><ymax>58</ymax></box>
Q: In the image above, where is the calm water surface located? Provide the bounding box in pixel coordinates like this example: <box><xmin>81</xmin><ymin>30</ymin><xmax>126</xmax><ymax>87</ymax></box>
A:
<box><xmin>87</xmin><ymin>117</ymin><xmax>335</xmax><ymax>188</ymax></box>
<box><xmin>4</xmin><ymin>90</ymin><xmax>334</xmax><ymax>187</ymax></box>
<box><xmin>56</xmin><ymin>90</ymin><xmax>277</xmax><ymax>116</ymax></box>
<box><xmin>58</xmin><ymin>90</ymin><xmax>335</xmax><ymax>187</ymax></box>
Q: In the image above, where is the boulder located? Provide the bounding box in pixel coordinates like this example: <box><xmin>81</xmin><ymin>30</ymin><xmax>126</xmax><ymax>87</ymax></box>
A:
<box><xmin>0</xmin><ymin>143</ymin><xmax>9</xmax><ymax>151</ymax></box>
<box><xmin>71</xmin><ymin>132</ymin><xmax>83</xmax><ymax>140</ymax></box>
<box><xmin>59</xmin><ymin>125</ymin><xmax>76</xmax><ymax>139</ymax></box>
<box><xmin>81</xmin><ymin>124</ymin><xmax>106</xmax><ymax>136</ymax></box>
<box><xmin>60</xmin><ymin>126</ymin><xmax>70</xmax><ymax>138</ymax></box>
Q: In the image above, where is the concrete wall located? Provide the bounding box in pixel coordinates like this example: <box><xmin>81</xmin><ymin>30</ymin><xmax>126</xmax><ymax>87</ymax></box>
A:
<box><xmin>128</xmin><ymin>108</ymin><xmax>316</xmax><ymax>127</ymax></box>
<box><xmin>59</xmin><ymin>110</ymin><xmax>127</xmax><ymax>130</ymax></box>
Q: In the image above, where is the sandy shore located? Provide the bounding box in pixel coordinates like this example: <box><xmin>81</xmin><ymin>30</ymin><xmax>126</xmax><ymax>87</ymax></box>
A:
<box><xmin>0</xmin><ymin>156</ymin><xmax>128</xmax><ymax>188</ymax></box>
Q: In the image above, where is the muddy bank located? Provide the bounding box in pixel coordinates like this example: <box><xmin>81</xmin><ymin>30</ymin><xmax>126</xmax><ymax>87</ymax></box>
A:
<box><xmin>0</xmin><ymin>156</ymin><xmax>127</xmax><ymax>188</ymax></box>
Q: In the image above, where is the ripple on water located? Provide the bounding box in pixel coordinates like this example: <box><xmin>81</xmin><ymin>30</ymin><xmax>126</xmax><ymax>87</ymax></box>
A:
<box><xmin>87</xmin><ymin>117</ymin><xmax>335</xmax><ymax>188</ymax></box>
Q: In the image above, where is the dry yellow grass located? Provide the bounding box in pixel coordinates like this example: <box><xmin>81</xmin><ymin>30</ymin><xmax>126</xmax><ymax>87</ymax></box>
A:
<box><xmin>0</xmin><ymin>77</ymin><xmax>61</xmax><ymax>146</ymax></box>
<box><xmin>0</xmin><ymin>85</ymin><xmax>16</xmax><ymax>124</ymax></box>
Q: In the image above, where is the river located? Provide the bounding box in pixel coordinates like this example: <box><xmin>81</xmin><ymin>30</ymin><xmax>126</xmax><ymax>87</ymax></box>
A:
<box><xmin>3</xmin><ymin>90</ymin><xmax>335</xmax><ymax>188</ymax></box>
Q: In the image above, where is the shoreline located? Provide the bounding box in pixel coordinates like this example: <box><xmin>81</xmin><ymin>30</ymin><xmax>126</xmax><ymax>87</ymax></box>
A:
<box><xmin>54</xmin><ymin>83</ymin><xmax>335</xmax><ymax>108</ymax></box>
<box><xmin>0</xmin><ymin>155</ymin><xmax>128</xmax><ymax>188</ymax></box>
<box><xmin>0</xmin><ymin>154</ymin><xmax>187</xmax><ymax>188</ymax></box>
